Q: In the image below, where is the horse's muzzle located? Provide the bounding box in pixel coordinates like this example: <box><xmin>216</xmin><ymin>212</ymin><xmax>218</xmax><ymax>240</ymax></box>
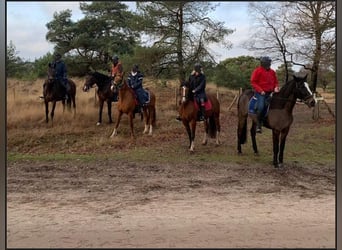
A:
<box><xmin>304</xmin><ymin>96</ymin><xmax>316</xmax><ymax>107</ymax></box>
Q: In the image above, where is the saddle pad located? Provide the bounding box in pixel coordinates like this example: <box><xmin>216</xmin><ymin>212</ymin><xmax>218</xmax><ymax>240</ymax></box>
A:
<box><xmin>193</xmin><ymin>99</ymin><xmax>212</xmax><ymax>111</ymax></box>
<box><xmin>248</xmin><ymin>95</ymin><xmax>269</xmax><ymax>117</ymax></box>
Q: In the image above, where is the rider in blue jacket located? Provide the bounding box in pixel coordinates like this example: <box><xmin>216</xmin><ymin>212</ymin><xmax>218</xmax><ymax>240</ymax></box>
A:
<box><xmin>127</xmin><ymin>64</ymin><xmax>149</xmax><ymax>113</ymax></box>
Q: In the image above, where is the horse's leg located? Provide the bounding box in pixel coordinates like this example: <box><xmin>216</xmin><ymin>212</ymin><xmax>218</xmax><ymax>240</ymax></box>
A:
<box><xmin>110</xmin><ymin>111</ymin><xmax>122</xmax><ymax>137</ymax></box>
<box><xmin>72</xmin><ymin>94</ymin><xmax>76</xmax><ymax>118</ymax></box>
<box><xmin>182</xmin><ymin>120</ymin><xmax>192</xmax><ymax>150</ymax></box>
<box><xmin>237</xmin><ymin>114</ymin><xmax>247</xmax><ymax>154</ymax></box>
<box><xmin>148</xmin><ymin>106</ymin><xmax>154</xmax><ymax>135</ymax></box>
<box><xmin>129</xmin><ymin>112</ymin><xmax>135</xmax><ymax>139</ymax></box>
<box><xmin>278</xmin><ymin>127</ymin><xmax>290</xmax><ymax>167</ymax></box>
<box><xmin>51</xmin><ymin>101</ymin><xmax>56</xmax><ymax>125</ymax></box>
<box><xmin>214</xmin><ymin>113</ymin><xmax>221</xmax><ymax>145</ymax></box>
<box><xmin>251</xmin><ymin>121</ymin><xmax>258</xmax><ymax>155</ymax></box>
<box><xmin>62</xmin><ymin>100</ymin><xmax>66</xmax><ymax>113</ymax></box>
<box><xmin>272</xmin><ymin>129</ymin><xmax>281</xmax><ymax>168</ymax></box>
<box><xmin>45</xmin><ymin>101</ymin><xmax>49</xmax><ymax>123</ymax></box>
<box><xmin>189</xmin><ymin>120</ymin><xmax>197</xmax><ymax>152</ymax></box>
<box><xmin>97</xmin><ymin>99</ymin><xmax>104</xmax><ymax>126</ymax></box>
<box><xmin>143</xmin><ymin>107</ymin><xmax>149</xmax><ymax>134</ymax></box>
<box><xmin>107</xmin><ymin>100</ymin><xmax>113</xmax><ymax>124</ymax></box>
<box><xmin>202</xmin><ymin>119</ymin><xmax>208</xmax><ymax>145</ymax></box>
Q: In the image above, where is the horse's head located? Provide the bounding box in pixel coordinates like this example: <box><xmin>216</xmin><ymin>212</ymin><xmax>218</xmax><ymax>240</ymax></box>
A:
<box><xmin>47</xmin><ymin>62</ymin><xmax>56</xmax><ymax>81</ymax></box>
<box><xmin>180</xmin><ymin>80</ymin><xmax>191</xmax><ymax>104</ymax></box>
<box><xmin>83</xmin><ymin>72</ymin><xmax>98</xmax><ymax>92</ymax></box>
<box><xmin>293</xmin><ymin>74</ymin><xmax>316</xmax><ymax>107</ymax></box>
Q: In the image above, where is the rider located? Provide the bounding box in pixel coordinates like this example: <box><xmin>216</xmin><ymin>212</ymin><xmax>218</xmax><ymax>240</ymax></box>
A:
<box><xmin>52</xmin><ymin>52</ymin><xmax>69</xmax><ymax>100</ymax></box>
<box><xmin>127</xmin><ymin>64</ymin><xmax>148</xmax><ymax>113</ymax></box>
<box><xmin>189</xmin><ymin>63</ymin><xmax>207</xmax><ymax>122</ymax></box>
<box><xmin>250</xmin><ymin>56</ymin><xmax>280</xmax><ymax>133</ymax></box>
<box><xmin>110</xmin><ymin>55</ymin><xmax>124</xmax><ymax>86</ymax></box>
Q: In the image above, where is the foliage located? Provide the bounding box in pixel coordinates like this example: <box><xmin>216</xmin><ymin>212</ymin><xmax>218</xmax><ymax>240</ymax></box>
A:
<box><xmin>212</xmin><ymin>56</ymin><xmax>259</xmax><ymax>90</ymax></box>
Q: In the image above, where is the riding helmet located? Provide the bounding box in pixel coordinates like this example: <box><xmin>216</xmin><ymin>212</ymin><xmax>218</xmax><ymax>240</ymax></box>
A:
<box><xmin>194</xmin><ymin>63</ymin><xmax>202</xmax><ymax>73</ymax></box>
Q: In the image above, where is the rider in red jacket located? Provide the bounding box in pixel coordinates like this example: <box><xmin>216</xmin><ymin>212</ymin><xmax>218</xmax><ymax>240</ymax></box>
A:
<box><xmin>250</xmin><ymin>56</ymin><xmax>280</xmax><ymax>133</ymax></box>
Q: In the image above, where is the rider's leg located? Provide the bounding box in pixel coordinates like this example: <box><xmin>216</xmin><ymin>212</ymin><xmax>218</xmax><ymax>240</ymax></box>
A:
<box><xmin>255</xmin><ymin>93</ymin><xmax>265</xmax><ymax>133</ymax></box>
<box><xmin>199</xmin><ymin>98</ymin><xmax>205</xmax><ymax>121</ymax></box>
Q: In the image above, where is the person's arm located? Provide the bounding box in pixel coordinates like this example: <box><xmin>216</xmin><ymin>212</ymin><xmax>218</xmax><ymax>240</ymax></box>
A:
<box><xmin>250</xmin><ymin>68</ymin><xmax>263</xmax><ymax>93</ymax></box>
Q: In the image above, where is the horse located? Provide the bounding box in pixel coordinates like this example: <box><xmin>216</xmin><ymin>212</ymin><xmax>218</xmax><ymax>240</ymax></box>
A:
<box><xmin>109</xmin><ymin>79</ymin><xmax>156</xmax><ymax>139</ymax></box>
<box><xmin>237</xmin><ymin>74</ymin><xmax>316</xmax><ymax>168</ymax></box>
<box><xmin>82</xmin><ymin>71</ymin><xmax>118</xmax><ymax>125</ymax></box>
<box><xmin>178</xmin><ymin>81</ymin><xmax>221</xmax><ymax>152</ymax></box>
<box><xmin>43</xmin><ymin>63</ymin><xmax>76</xmax><ymax>124</ymax></box>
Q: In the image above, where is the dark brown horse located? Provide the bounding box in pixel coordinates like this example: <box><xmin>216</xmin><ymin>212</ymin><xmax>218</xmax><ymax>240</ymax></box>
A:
<box><xmin>109</xmin><ymin>80</ymin><xmax>156</xmax><ymax>139</ymax></box>
<box><xmin>82</xmin><ymin>71</ymin><xmax>118</xmax><ymax>125</ymax></box>
<box><xmin>43</xmin><ymin>63</ymin><xmax>76</xmax><ymax>123</ymax></box>
<box><xmin>237</xmin><ymin>74</ymin><xmax>316</xmax><ymax>168</ymax></box>
<box><xmin>178</xmin><ymin>81</ymin><xmax>221</xmax><ymax>152</ymax></box>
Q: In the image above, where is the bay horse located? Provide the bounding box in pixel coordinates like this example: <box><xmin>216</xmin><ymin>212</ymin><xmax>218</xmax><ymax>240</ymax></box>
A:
<box><xmin>178</xmin><ymin>81</ymin><xmax>221</xmax><ymax>152</ymax></box>
<box><xmin>43</xmin><ymin>63</ymin><xmax>76</xmax><ymax>124</ymax></box>
<box><xmin>109</xmin><ymin>79</ymin><xmax>156</xmax><ymax>139</ymax></box>
<box><xmin>82</xmin><ymin>71</ymin><xmax>118</xmax><ymax>125</ymax></box>
<box><xmin>237</xmin><ymin>74</ymin><xmax>316</xmax><ymax>168</ymax></box>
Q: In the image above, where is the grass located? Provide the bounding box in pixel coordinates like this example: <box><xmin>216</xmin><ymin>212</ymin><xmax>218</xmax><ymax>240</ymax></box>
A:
<box><xmin>6</xmin><ymin>77</ymin><xmax>335</xmax><ymax>167</ymax></box>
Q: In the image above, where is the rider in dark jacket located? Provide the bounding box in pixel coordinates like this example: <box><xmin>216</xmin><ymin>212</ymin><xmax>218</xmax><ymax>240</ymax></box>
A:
<box><xmin>189</xmin><ymin>63</ymin><xmax>207</xmax><ymax>121</ymax></box>
<box><xmin>52</xmin><ymin>52</ymin><xmax>69</xmax><ymax>99</ymax></box>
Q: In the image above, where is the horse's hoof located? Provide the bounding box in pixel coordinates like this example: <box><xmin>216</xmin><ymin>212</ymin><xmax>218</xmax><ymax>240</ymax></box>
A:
<box><xmin>254</xmin><ymin>152</ymin><xmax>259</xmax><ymax>156</ymax></box>
<box><xmin>96</xmin><ymin>122</ymin><xmax>101</xmax><ymax>126</ymax></box>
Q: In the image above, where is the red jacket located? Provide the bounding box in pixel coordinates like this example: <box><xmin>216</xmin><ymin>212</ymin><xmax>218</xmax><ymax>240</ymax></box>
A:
<box><xmin>250</xmin><ymin>66</ymin><xmax>279</xmax><ymax>93</ymax></box>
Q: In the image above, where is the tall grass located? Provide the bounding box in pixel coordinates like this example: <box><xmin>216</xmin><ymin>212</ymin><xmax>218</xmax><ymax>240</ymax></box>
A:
<box><xmin>7</xmin><ymin>77</ymin><xmax>335</xmax><ymax>167</ymax></box>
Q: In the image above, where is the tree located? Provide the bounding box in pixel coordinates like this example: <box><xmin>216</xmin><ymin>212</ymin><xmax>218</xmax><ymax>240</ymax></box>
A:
<box><xmin>245</xmin><ymin>1</ymin><xmax>335</xmax><ymax>92</ymax></box>
<box><xmin>245</xmin><ymin>2</ymin><xmax>295</xmax><ymax>83</ymax></box>
<box><xmin>45</xmin><ymin>2</ymin><xmax>139</xmax><ymax>72</ymax></box>
<box><xmin>6</xmin><ymin>41</ymin><xmax>23</xmax><ymax>77</ymax></box>
<box><xmin>135</xmin><ymin>1</ymin><xmax>234</xmax><ymax>81</ymax></box>
<box><xmin>286</xmin><ymin>1</ymin><xmax>335</xmax><ymax>93</ymax></box>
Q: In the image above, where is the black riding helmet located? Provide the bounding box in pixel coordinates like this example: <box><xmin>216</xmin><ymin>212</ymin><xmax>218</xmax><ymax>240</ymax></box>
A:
<box><xmin>260</xmin><ymin>56</ymin><xmax>272</xmax><ymax>69</ymax></box>
<box><xmin>112</xmin><ymin>55</ymin><xmax>119</xmax><ymax>63</ymax></box>
<box><xmin>194</xmin><ymin>63</ymin><xmax>202</xmax><ymax>73</ymax></box>
<box><xmin>54</xmin><ymin>52</ymin><xmax>62</xmax><ymax>61</ymax></box>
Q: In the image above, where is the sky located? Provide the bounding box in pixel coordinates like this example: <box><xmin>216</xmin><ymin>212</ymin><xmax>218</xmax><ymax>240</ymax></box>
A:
<box><xmin>6</xmin><ymin>1</ymin><xmax>253</xmax><ymax>63</ymax></box>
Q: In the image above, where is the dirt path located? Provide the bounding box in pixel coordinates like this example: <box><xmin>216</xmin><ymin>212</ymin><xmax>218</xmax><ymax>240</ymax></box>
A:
<box><xmin>7</xmin><ymin>160</ymin><xmax>335</xmax><ymax>248</ymax></box>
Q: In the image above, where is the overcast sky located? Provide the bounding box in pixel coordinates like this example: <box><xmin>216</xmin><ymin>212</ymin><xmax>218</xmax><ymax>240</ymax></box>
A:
<box><xmin>6</xmin><ymin>1</ymin><xmax>253</xmax><ymax>63</ymax></box>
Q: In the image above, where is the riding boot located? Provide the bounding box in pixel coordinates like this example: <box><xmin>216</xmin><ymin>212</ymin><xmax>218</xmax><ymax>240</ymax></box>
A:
<box><xmin>256</xmin><ymin>112</ymin><xmax>263</xmax><ymax>133</ymax></box>
<box><xmin>199</xmin><ymin>105</ymin><xmax>205</xmax><ymax>121</ymax></box>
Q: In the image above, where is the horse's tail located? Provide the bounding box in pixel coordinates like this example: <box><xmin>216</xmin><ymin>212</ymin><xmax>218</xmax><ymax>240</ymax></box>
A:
<box><xmin>208</xmin><ymin>116</ymin><xmax>217</xmax><ymax>138</ymax></box>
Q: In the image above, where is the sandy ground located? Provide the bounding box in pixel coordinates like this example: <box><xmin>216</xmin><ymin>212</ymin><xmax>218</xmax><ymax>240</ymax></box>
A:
<box><xmin>7</xmin><ymin>160</ymin><xmax>335</xmax><ymax>248</ymax></box>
